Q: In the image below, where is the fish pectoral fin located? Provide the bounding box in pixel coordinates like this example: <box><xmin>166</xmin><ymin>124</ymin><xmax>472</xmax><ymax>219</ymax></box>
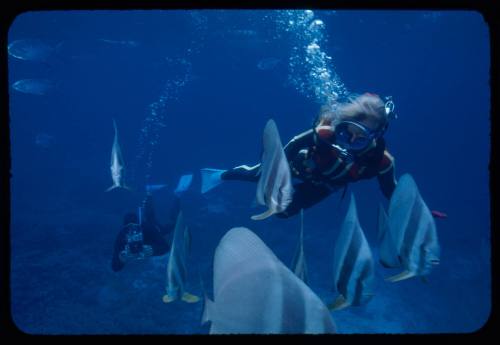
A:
<box><xmin>385</xmin><ymin>270</ymin><xmax>416</xmax><ymax>283</ymax></box>
<box><xmin>182</xmin><ymin>292</ymin><xmax>200</xmax><ymax>303</ymax></box>
<box><xmin>162</xmin><ymin>294</ymin><xmax>176</xmax><ymax>303</ymax></box>
<box><xmin>251</xmin><ymin>208</ymin><xmax>276</xmax><ymax>220</ymax></box>
<box><xmin>328</xmin><ymin>294</ymin><xmax>350</xmax><ymax>311</ymax></box>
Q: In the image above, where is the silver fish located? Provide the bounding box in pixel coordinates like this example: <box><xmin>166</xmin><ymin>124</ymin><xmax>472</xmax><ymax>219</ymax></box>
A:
<box><xmin>106</xmin><ymin>119</ymin><xmax>129</xmax><ymax>191</ymax></box>
<box><xmin>251</xmin><ymin>119</ymin><xmax>294</xmax><ymax>220</ymax></box>
<box><xmin>202</xmin><ymin>227</ymin><xmax>336</xmax><ymax>334</ymax></box>
<box><xmin>257</xmin><ymin>57</ymin><xmax>281</xmax><ymax>71</ymax></box>
<box><xmin>380</xmin><ymin>174</ymin><xmax>440</xmax><ymax>282</ymax></box>
<box><xmin>290</xmin><ymin>209</ymin><xmax>308</xmax><ymax>283</ymax></box>
<box><xmin>35</xmin><ymin>133</ymin><xmax>55</xmax><ymax>149</ymax></box>
<box><xmin>162</xmin><ymin>211</ymin><xmax>199</xmax><ymax>303</ymax></box>
<box><xmin>11</xmin><ymin>79</ymin><xmax>54</xmax><ymax>96</ymax></box>
<box><xmin>330</xmin><ymin>195</ymin><xmax>375</xmax><ymax>310</ymax></box>
<box><xmin>8</xmin><ymin>39</ymin><xmax>57</xmax><ymax>62</ymax></box>
<box><xmin>98</xmin><ymin>38</ymin><xmax>140</xmax><ymax>48</ymax></box>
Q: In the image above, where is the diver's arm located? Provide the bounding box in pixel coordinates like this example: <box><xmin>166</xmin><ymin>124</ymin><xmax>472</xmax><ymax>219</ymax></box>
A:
<box><xmin>377</xmin><ymin>150</ymin><xmax>397</xmax><ymax>200</ymax></box>
<box><xmin>283</xmin><ymin>128</ymin><xmax>315</xmax><ymax>161</ymax></box>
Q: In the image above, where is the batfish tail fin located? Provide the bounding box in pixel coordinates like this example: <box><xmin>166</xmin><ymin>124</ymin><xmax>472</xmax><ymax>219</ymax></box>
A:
<box><xmin>251</xmin><ymin>208</ymin><xmax>276</xmax><ymax>220</ymax></box>
<box><xmin>200</xmin><ymin>168</ymin><xmax>226</xmax><ymax>194</ymax></box>
<box><xmin>201</xmin><ymin>295</ymin><xmax>215</xmax><ymax>325</ymax></box>
<box><xmin>385</xmin><ymin>270</ymin><xmax>416</xmax><ymax>283</ymax></box>
<box><xmin>181</xmin><ymin>292</ymin><xmax>200</xmax><ymax>303</ymax></box>
<box><xmin>105</xmin><ymin>185</ymin><xmax>118</xmax><ymax>192</ymax></box>
<box><xmin>198</xmin><ymin>271</ymin><xmax>212</xmax><ymax>325</ymax></box>
<box><xmin>328</xmin><ymin>294</ymin><xmax>350</xmax><ymax>311</ymax></box>
<box><xmin>162</xmin><ymin>294</ymin><xmax>176</xmax><ymax>303</ymax></box>
<box><xmin>106</xmin><ymin>184</ymin><xmax>132</xmax><ymax>192</ymax></box>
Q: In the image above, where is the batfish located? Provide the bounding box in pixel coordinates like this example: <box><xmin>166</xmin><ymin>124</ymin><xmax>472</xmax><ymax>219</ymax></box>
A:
<box><xmin>330</xmin><ymin>195</ymin><xmax>375</xmax><ymax>310</ymax></box>
<box><xmin>379</xmin><ymin>174</ymin><xmax>440</xmax><ymax>282</ymax></box>
<box><xmin>202</xmin><ymin>227</ymin><xmax>336</xmax><ymax>334</ymax></box>
<box><xmin>163</xmin><ymin>211</ymin><xmax>199</xmax><ymax>303</ymax></box>
<box><xmin>251</xmin><ymin>119</ymin><xmax>293</xmax><ymax>220</ymax></box>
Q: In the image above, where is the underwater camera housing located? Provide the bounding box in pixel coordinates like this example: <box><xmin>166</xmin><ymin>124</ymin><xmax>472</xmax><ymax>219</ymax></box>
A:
<box><xmin>119</xmin><ymin>223</ymin><xmax>153</xmax><ymax>262</ymax></box>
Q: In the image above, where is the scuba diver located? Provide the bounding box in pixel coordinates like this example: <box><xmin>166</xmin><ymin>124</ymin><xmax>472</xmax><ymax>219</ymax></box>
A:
<box><xmin>201</xmin><ymin>92</ymin><xmax>446</xmax><ymax>219</ymax></box>
<box><xmin>111</xmin><ymin>174</ymin><xmax>193</xmax><ymax>272</ymax></box>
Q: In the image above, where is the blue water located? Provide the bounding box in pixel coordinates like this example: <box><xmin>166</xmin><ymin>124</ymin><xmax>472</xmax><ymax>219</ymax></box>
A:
<box><xmin>8</xmin><ymin>10</ymin><xmax>491</xmax><ymax>334</ymax></box>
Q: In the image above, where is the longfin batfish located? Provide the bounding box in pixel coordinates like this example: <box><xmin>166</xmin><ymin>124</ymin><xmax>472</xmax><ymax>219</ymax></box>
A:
<box><xmin>331</xmin><ymin>195</ymin><xmax>375</xmax><ymax>310</ymax></box>
<box><xmin>251</xmin><ymin>119</ymin><xmax>293</xmax><ymax>220</ymax></box>
<box><xmin>202</xmin><ymin>227</ymin><xmax>336</xmax><ymax>334</ymax></box>
<box><xmin>163</xmin><ymin>212</ymin><xmax>199</xmax><ymax>303</ymax></box>
<box><xmin>380</xmin><ymin>174</ymin><xmax>440</xmax><ymax>282</ymax></box>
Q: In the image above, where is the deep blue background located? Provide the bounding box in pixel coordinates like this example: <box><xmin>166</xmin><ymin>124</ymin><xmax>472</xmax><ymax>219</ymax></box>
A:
<box><xmin>8</xmin><ymin>10</ymin><xmax>490</xmax><ymax>334</ymax></box>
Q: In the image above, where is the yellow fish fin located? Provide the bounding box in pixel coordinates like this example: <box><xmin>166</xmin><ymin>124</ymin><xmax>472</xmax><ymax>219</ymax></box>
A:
<box><xmin>328</xmin><ymin>294</ymin><xmax>350</xmax><ymax>311</ymax></box>
<box><xmin>251</xmin><ymin>208</ymin><xmax>276</xmax><ymax>220</ymax></box>
<box><xmin>182</xmin><ymin>292</ymin><xmax>200</xmax><ymax>303</ymax></box>
<box><xmin>162</xmin><ymin>294</ymin><xmax>176</xmax><ymax>303</ymax></box>
<box><xmin>385</xmin><ymin>270</ymin><xmax>416</xmax><ymax>283</ymax></box>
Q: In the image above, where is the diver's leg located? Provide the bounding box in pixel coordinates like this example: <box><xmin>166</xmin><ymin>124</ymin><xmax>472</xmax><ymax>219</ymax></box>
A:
<box><xmin>200</xmin><ymin>163</ymin><xmax>261</xmax><ymax>193</ymax></box>
<box><xmin>221</xmin><ymin>163</ymin><xmax>261</xmax><ymax>182</ymax></box>
<box><xmin>276</xmin><ymin>182</ymin><xmax>332</xmax><ymax>218</ymax></box>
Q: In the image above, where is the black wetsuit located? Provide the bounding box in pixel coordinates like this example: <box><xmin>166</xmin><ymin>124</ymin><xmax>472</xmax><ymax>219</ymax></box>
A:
<box><xmin>111</xmin><ymin>195</ymin><xmax>180</xmax><ymax>272</ymax></box>
<box><xmin>222</xmin><ymin>127</ymin><xmax>397</xmax><ymax>218</ymax></box>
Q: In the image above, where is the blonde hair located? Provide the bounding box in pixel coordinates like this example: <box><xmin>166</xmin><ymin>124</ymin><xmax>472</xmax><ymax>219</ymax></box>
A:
<box><xmin>317</xmin><ymin>93</ymin><xmax>388</xmax><ymax>130</ymax></box>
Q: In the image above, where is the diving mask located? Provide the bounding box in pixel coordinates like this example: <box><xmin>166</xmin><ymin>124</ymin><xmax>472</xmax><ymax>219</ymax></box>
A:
<box><xmin>334</xmin><ymin>120</ymin><xmax>383</xmax><ymax>152</ymax></box>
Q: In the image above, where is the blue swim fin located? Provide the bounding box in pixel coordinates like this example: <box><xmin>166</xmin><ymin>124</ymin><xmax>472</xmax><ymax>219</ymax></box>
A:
<box><xmin>174</xmin><ymin>174</ymin><xmax>193</xmax><ymax>195</ymax></box>
<box><xmin>200</xmin><ymin>168</ymin><xmax>226</xmax><ymax>194</ymax></box>
<box><xmin>145</xmin><ymin>183</ymin><xmax>168</xmax><ymax>193</ymax></box>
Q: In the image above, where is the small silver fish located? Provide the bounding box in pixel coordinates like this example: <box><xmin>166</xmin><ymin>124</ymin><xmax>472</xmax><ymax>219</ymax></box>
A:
<box><xmin>11</xmin><ymin>79</ymin><xmax>54</xmax><ymax>96</ymax></box>
<box><xmin>98</xmin><ymin>38</ymin><xmax>140</xmax><ymax>48</ymax></box>
<box><xmin>106</xmin><ymin>119</ymin><xmax>129</xmax><ymax>191</ymax></box>
<box><xmin>257</xmin><ymin>57</ymin><xmax>281</xmax><ymax>71</ymax></box>
<box><xmin>8</xmin><ymin>39</ymin><xmax>58</xmax><ymax>62</ymax></box>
